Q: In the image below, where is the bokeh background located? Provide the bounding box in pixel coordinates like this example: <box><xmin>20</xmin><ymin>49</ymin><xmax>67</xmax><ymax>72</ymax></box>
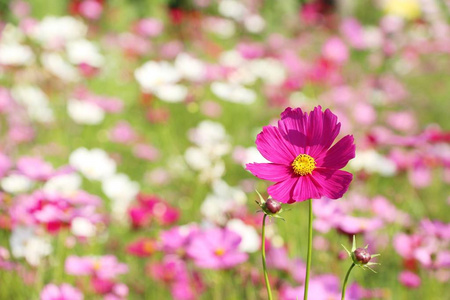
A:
<box><xmin>0</xmin><ymin>0</ymin><xmax>449</xmax><ymax>299</ymax></box>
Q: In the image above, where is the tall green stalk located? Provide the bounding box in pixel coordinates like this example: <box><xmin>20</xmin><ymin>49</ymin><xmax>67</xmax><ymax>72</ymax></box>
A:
<box><xmin>261</xmin><ymin>214</ymin><xmax>273</xmax><ymax>300</ymax></box>
<box><xmin>303</xmin><ymin>199</ymin><xmax>313</xmax><ymax>300</ymax></box>
<box><xmin>341</xmin><ymin>263</ymin><xmax>356</xmax><ymax>300</ymax></box>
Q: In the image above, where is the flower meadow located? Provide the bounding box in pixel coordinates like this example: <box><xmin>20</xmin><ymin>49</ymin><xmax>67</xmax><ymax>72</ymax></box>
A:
<box><xmin>0</xmin><ymin>0</ymin><xmax>449</xmax><ymax>299</ymax></box>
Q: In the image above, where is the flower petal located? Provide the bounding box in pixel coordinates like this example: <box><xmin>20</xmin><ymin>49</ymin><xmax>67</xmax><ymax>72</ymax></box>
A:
<box><xmin>277</xmin><ymin>107</ymin><xmax>308</xmax><ymax>154</ymax></box>
<box><xmin>222</xmin><ymin>252</ymin><xmax>248</xmax><ymax>268</ymax></box>
<box><xmin>256</xmin><ymin>125</ymin><xmax>296</xmax><ymax>164</ymax></box>
<box><xmin>267</xmin><ymin>176</ymin><xmax>298</xmax><ymax>203</ymax></box>
<box><xmin>317</xmin><ymin>135</ymin><xmax>355</xmax><ymax>169</ymax></box>
<box><xmin>292</xmin><ymin>175</ymin><xmax>322</xmax><ymax>201</ymax></box>
<box><xmin>306</xmin><ymin>106</ymin><xmax>341</xmax><ymax>158</ymax></box>
<box><xmin>246</xmin><ymin>163</ymin><xmax>292</xmax><ymax>182</ymax></box>
<box><xmin>313</xmin><ymin>169</ymin><xmax>353</xmax><ymax>199</ymax></box>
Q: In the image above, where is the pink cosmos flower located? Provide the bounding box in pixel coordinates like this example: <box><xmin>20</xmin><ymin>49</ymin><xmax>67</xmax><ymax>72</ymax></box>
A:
<box><xmin>398</xmin><ymin>271</ymin><xmax>421</xmax><ymax>288</ymax></box>
<box><xmin>265</xmin><ymin>242</ymin><xmax>290</xmax><ymax>271</ymax></box>
<box><xmin>280</xmin><ymin>275</ymin><xmax>361</xmax><ymax>300</ymax></box>
<box><xmin>340</xmin><ymin>18</ymin><xmax>365</xmax><ymax>49</ymax></box>
<box><xmin>322</xmin><ymin>37</ymin><xmax>349</xmax><ymax>65</ymax></box>
<box><xmin>133</xmin><ymin>144</ymin><xmax>159</xmax><ymax>161</ymax></box>
<box><xmin>79</xmin><ymin>0</ymin><xmax>103</xmax><ymax>20</ymax></box>
<box><xmin>128</xmin><ymin>194</ymin><xmax>179</xmax><ymax>228</ymax></box>
<box><xmin>109</xmin><ymin>121</ymin><xmax>137</xmax><ymax>144</ymax></box>
<box><xmin>246</xmin><ymin>106</ymin><xmax>355</xmax><ymax>203</ymax></box>
<box><xmin>0</xmin><ymin>246</ymin><xmax>14</xmax><ymax>270</ymax></box>
<box><xmin>160</xmin><ymin>225</ymin><xmax>199</xmax><ymax>254</ymax></box>
<box><xmin>65</xmin><ymin>255</ymin><xmax>128</xmax><ymax>279</ymax></box>
<box><xmin>135</xmin><ymin>18</ymin><xmax>164</xmax><ymax>37</ymax></box>
<box><xmin>127</xmin><ymin>238</ymin><xmax>159</xmax><ymax>257</ymax></box>
<box><xmin>0</xmin><ymin>152</ymin><xmax>12</xmax><ymax>178</ymax></box>
<box><xmin>16</xmin><ymin>156</ymin><xmax>54</xmax><ymax>181</ymax></box>
<box><xmin>186</xmin><ymin>228</ymin><xmax>248</xmax><ymax>269</ymax></box>
<box><xmin>237</xmin><ymin>42</ymin><xmax>265</xmax><ymax>59</ymax></box>
<box><xmin>10</xmin><ymin>0</ymin><xmax>30</xmax><ymax>19</ymax></box>
<box><xmin>150</xmin><ymin>255</ymin><xmax>204</xmax><ymax>300</ymax></box>
<box><xmin>150</xmin><ymin>255</ymin><xmax>189</xmax><ymax>284</ymax></box>
<box><xmin>40</xmin><ymin>283</ymin><xmax>83</xmax><ymax>300</ymax></box>
<box><xmin>337</xmin><ymin>216</ymin><xmax>384</xmax><ymax>235</ymax></box>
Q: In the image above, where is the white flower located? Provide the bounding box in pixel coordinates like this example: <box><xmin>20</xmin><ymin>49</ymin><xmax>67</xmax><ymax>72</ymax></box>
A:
<box><xmin>134</xmin><ymin>61</ymin><xmax>181</xmax><ymax>93</ymax></box>
<box><xmin>10</xmin><ymin>227</ymin><xmax>52</xmax><ymax>266</ymax></box>
<box><xmin>43</xmin><ymin>173</ymin><xmax>82</xmax><ymax>196</ymax></box>
<box><xmin>41</xmin><ymin>52</ymin><xmax>79</xmax><ymax>82</ymax></box>
<box><xmin>201</xmin><ymin>180</ymin><xmax>246</xmax><ymax>224</ymax></box>
<box><xmin>211</xmin><ymin>82</ymin><xmax>256</xmax><ymax>104</ymax></box>
<box><xmin>239</xmin><ymin>146</ymin><xmax>269</xmax><ymax>167</ymax></box>
<box><xmin>363</xmin><ymin>27</ymin><xmax>383</xmax><ymax>49</ymax></box>
<box><xmin>66</xmin><ymin>39</ymin><xmax>104</xmax><ymax>67</ymax></box>
<box><xmin>218</xmin><ymin>0</ymin><xmax>247</xmax><ymax>21</ymax></box>
<box><xmin>69</xmin><ymin>148</ymin><xmax>116</xmax><ymax>181</ymax></box>
<box><xmin>249</xmin><ymin>58</ymin><xmax>286</xmax><ymax>85</ymax></box>
<box><xmin>31</xmin><ymin>16</ymin><xmax>87</xmax><ymax>48</ymax></box>
<box><xmin>203</xmin><ymin>17</ymin><xmax>236</xmax><ymax>38</ymax></box>
<box><xmin>199</xmin><ymin>159</ymin><xmax>225</xmax><ymax>183</ymax></box>
<box><xmin>0</xmin><ymin>44</ymin><xmax>34</xmax><ymax>66</ymax></box>
<box><xmin>175</xmin><ymin>53</ymin><xmax>206</xmax><ymax>82</ymax></box>
<box><xmin>189</xmin><ymin>120</ymin><xmax>229</xmax><ymax>149</ymax></box>
<box><xmin>67</xmin><ymin>100</ymin><xmax>105</xmax><ymax>125</ymax></box>
<box><xmin>102</xmin><ymin>173</ymin><xmax>139</xmax><ymax>202</ymax></box>
<box><xmin>228</xmin><ymin>65</ymin><xmax>257</xmax><ymax>85</ymax></box>
<box><xmin>185</xmin><ymin>147</ymin><xmax>226</xmax><ymax>182</ymax></box>
<box><xmin>102</xmin><ymin>173</ymin><xmax>139</xmax><ymax>219</ymax></box>
<box><xmin>244</xmin><ymin>14</ymin><xmax>266</xmax><ymax>33</ymax></box>
<box><xmin>1</xmin><ymin>174</ymin><xmax>33</xmax><ymax>194</ymax></box>
<box><xmin>350</xmin><ymin>150</ymin><xmax>397</xmax><ymax>176</ymax></box>
<box><xmin>185</xmin><ymin>147</ymin><xmax>213</xmax><ymax>171</ymax></box>
<box><xmin>11</xmin><ymin>85</ymin><xmax>54</xmax><ymax>123</ymax></box>
<box><xmin>154</xmin><ymin>84</ymin><xmax>187</xmax><ymax>103</ymax></box>
<box><xmin>185</xmin><ymin>120</ymin><xmax>231</xmax><ymax>182</ymax></box>
<box><xmin>219</xmin><ymin>50</ymin><xmax>244</xmax><ymax>68</ymax></box>
<box><xmin>0</xmin><ymin>25</ymin><xmax>32</xmax><ymax>65</ymax></box>
<box><xmin>71</xmin><ymin>217</ymin><xmax>96</xmax><ymax>237</ymax></box>
<box><xmin>227</xmin><ymin>219</ymin><xmax>260</xmax><ymax>253</ymax></box>
<box><xmin>1</xmin><ymin>24</ymin><xmax>26</xmax><ymax>44</ymax></box>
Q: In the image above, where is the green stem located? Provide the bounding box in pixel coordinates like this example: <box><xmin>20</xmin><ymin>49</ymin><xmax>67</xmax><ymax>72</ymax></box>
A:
<box><xmin>303</xmin><ymin>199</ymin><xmax>313</xmax><ymax>300</ymax></box>
<box><xmin>261</xmin><ymin>214</ymin><xmax>273</xmax><ymax>300</ymax></box>
<box><xmin>341</xmin><ymin>263</ymin><xmax>356</xmax><ymax>300</ymax></box>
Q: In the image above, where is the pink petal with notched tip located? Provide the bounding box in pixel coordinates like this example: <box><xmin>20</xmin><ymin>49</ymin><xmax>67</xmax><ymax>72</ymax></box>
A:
<box><xmin>293</xmin><ymin>175</ymin><xmax>322</xmax><ymax>202</ymax></box>
<box><xmin>256</xmin><ymin>126</ymin><xmax>296</xmax><ymax>164</ymax></box>
<box><xmin>267</xmin><ymin>176</ymin><xmax>298</xmax><ymax>203</ymax></box>
<box><xmin>313</xmin><ymin>169</ymin><xmax>353</xmax><ymax>199</ymax></box>
<box><xmin>246</xmin><ymin>163</ymin><xmax>292</xmax><ymax>182</ymax></box>
<box><xmin>317</xmin><ymin>135</ymin><xmax>355</xmax><ymax>169</ymax></box>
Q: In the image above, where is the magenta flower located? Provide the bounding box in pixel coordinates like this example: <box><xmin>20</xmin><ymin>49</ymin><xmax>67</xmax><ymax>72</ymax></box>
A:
<box><xmin>40</xmin><ymin>283</ymin><xmax>83</xmax><ymax>300</ymax></box>
<box><xmin>127</xmin><ymin>238</ymin><xmax>159</xmax><ymax>257</ymax></box>
<box><xmin>65</xmin><ymin>255</ymin><xmax>128</xmax><ymax>279</ymax></box>
<box><xmin>160</xmin><ymin>225</ymin><xmax>199</xmax><ymax>254</ymax></box>
<box><xmin>17</xmin><ymin>156</ymin><xmax>54</xmax><ymax>181</ymax></box>
<box><xmin>246</xmin><ymin>106</ymin><xmax>355</xmax><ymax>203</ymax></box>
<box><xmin>398</xmin><ymin>271</ymin><xmax>421</xmax><ymax>288</ymax></box>
<box><xmin>186</xmin><ymin>228</ymin><xmax>248</xmax><ymax>269</ymax></box>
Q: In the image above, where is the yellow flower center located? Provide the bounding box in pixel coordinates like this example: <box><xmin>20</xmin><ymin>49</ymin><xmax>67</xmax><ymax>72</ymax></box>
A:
<box><xmin>143</xmin><ymin>241</ymin><xmax>155</xmax><ymax>254</ymax></box>
<box><xmin>93</xmin><ymin>260</ymin><xmax>101</xmax><ymax>271</ymax></box>
<box><xmin>292</xmin><ymin>154</ymin><xmax>316</xmax><ymax>176</ymax></box>
<box><xmin>214</xmin><ymin>248</ymin><xmax>225</xmax><ymax>256</ymax></box>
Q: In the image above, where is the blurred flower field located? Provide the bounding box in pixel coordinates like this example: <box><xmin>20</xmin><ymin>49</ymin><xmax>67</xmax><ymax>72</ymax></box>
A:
<box><xmin>0</xmin><ymin>0</ymin><xmax>449</xmax><ymax>299</ymax></box>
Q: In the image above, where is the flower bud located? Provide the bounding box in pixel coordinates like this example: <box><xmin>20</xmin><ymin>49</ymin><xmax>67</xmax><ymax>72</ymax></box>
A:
<box><xmin>354</xmin><ymin>248</ymin><xmax>371</xmax><ymax>264</ymax></box>
<box><xmin>254</xmin><ymin>191</ymin><xmax>284</xmax><ymax>219</ymax></box>
<box><xmin>342</xmin><ymin>236</ymin><xmax>380</xmax><ymax>272</ymax></box>
<box><xmin>265</xmin><ymin>198</ymin><xmax>281</xmax><ymax>214</ymax></box>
